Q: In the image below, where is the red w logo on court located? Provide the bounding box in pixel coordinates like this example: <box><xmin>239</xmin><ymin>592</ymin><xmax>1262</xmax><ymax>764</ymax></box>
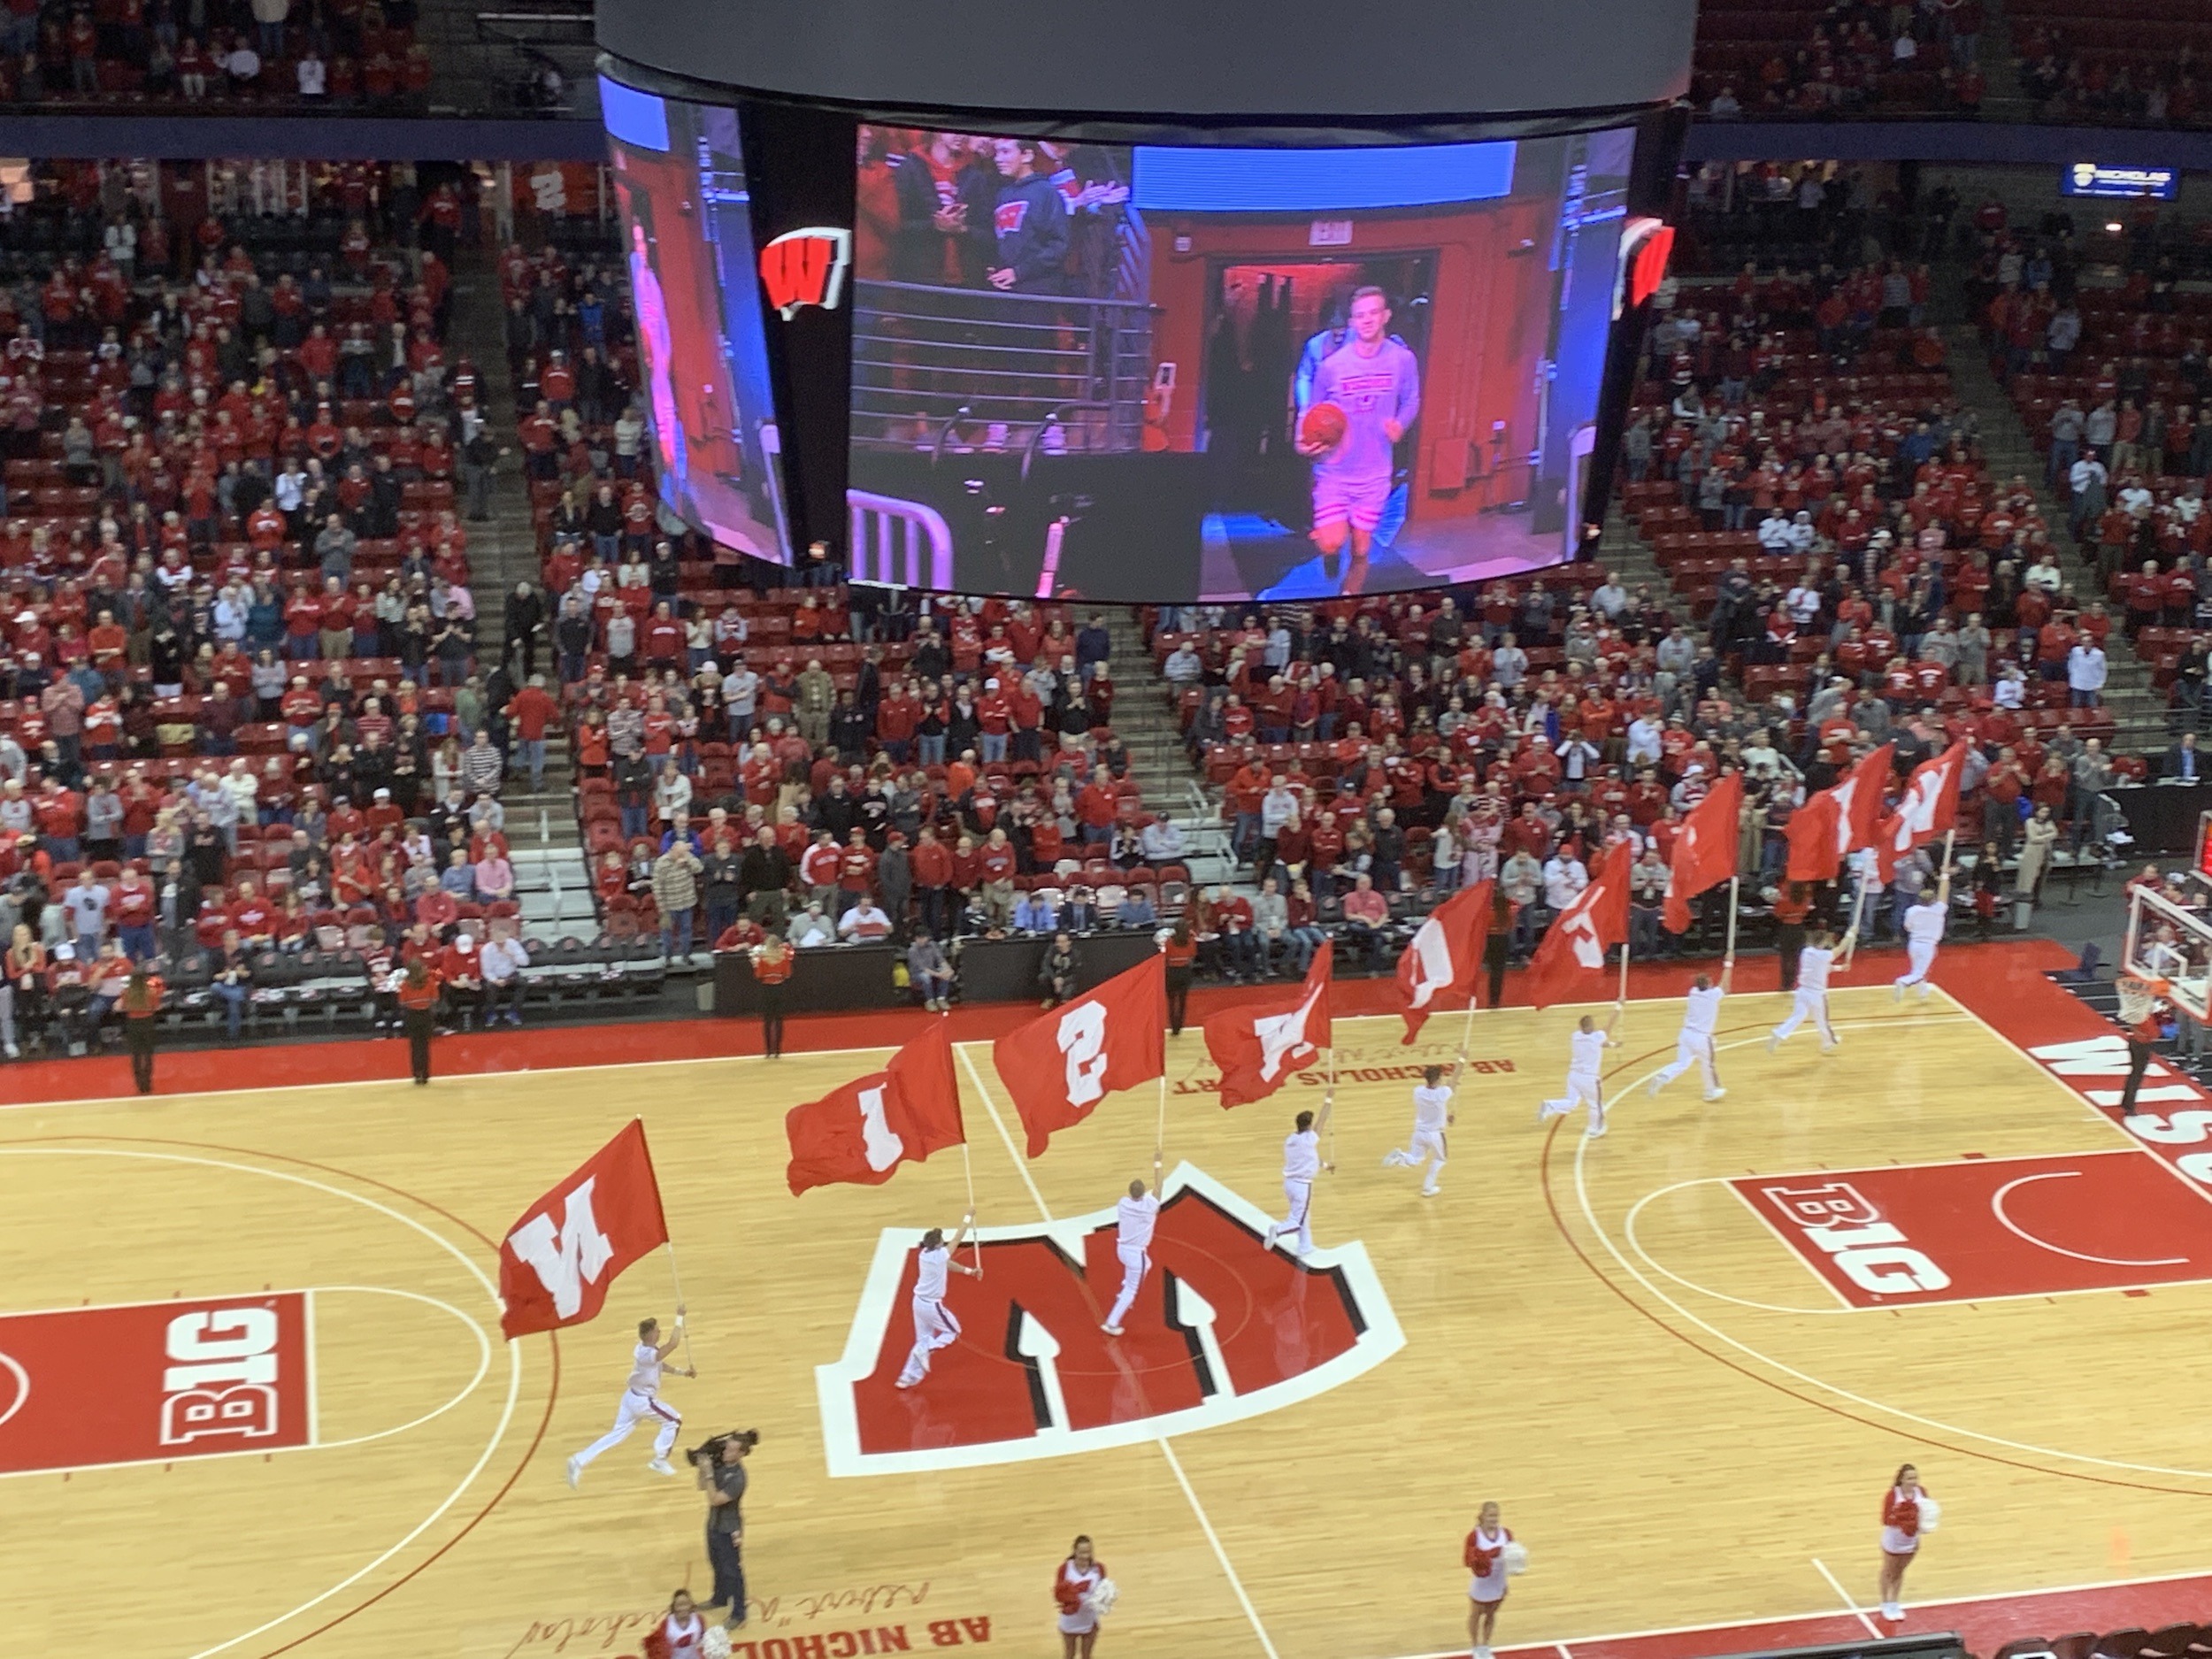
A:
<box><xmin>758</xmin><ymin>226</ymin><xmax>853</xmax><ymax>320</ymax></box>
<box><xmin>815</xmin><ymin>1164</ymin><xmax>1402</xmax><ymax>1475</ymax></box>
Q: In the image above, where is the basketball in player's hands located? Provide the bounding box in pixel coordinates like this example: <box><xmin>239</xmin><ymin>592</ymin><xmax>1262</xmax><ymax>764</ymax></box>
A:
<box><xmin>1299</xmin><ymin>401</ymin><xmax>1348</xmax><ymax>452</ymax></box>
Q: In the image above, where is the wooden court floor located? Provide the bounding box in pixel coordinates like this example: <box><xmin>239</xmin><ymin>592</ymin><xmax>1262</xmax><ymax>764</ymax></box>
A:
<box><xmin>12</xmin><ymin>949</ymin><xmax>2212</xmax><ymax>1659</ymax></box>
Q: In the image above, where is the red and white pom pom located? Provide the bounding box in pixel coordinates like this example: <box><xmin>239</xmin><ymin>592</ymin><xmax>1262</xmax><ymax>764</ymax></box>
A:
<box><xmin>702</xmin><ymin>1628</ymin><xmax>733</xmax><ymax>1659</ymax></box>
<box><xmin>1502</xmin><ymin>1541</ymin><xmax>1531</xmax><ymax>1576</ymax></box>
<box><xmin>1915</xmin><ymin>1496</ymin><xmax>1940</xmax><ymax>1533</ymax></box>
<box><xmin>1085</xmin><ymin>1578</ymin><xmax>1119</xmax><ymax>1617</ymax></box>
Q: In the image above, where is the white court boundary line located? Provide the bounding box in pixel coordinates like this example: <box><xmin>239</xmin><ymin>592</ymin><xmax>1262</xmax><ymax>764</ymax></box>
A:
<box><xmin>1990</xmin><ymin>1170</ymin><xmax>2191</xmax><ymax>1269</ymax></box>
<box><xmin>1365</xmin><ymin>1556</ymin><xmax>2212</xmax><ymax>1659</ymax></box>
<box><xmin>1571</xmin><ymin>1001</ymin><xmax>2212</xmax><ymax>1484</ymax></box>
<box><xmin>1809</xmin><ymin>1555</ymin><xmax>1884</xmax><ymax>1640</ymax></box>
<box><xmin>952</xmin><ymin>1041</ymin><xmax>1284</xmax><ymax>1659</ymax></box>
<box><xmin>0</xmin><ymin>997</ymin><xmax>1652</xmax><ymax>1115</ymax></box>
<box><xmin>0</xmin><ymin>1147</ymin><xmax>522</xmax><ymax>1659</ymax></box>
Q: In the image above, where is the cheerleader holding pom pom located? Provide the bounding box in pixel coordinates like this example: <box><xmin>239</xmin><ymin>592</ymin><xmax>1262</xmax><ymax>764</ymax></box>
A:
<box><xmin>1877</xmin><ymin>1464</ymin><xmax>1934</xmax><ymax>1622</ymax></box>
<box><xmin>1463</xmin><ymin>1501</ymin><xmax>1521</xmax><ymax>1659</ymax></box>
<box><xmin>1055</xmin><ymin>1534</ymin><xmax>1113</xmax><ymax>1658</ymax></box>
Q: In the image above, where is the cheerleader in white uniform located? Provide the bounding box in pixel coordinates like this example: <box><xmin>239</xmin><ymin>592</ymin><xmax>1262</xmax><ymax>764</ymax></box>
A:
<box><xmin>1539</xmin><ymin>1007</ymin><xmax>1620</xmax><ymax>1137</ymax></box>
<box><xmin>895</xmin><ymin>1215</ymin><xmax>979</xmax><ymax>1389</ymax></box>
<box><xmin>641</xmin><ymin>1591</ymin><xmax>707</xmax><ymax>1659</ymax></box>
<box><xmin>1463</xmin><ymin>1500</ymin><xmax>1515</xmax><ymax>1659</ymax></box>
<box><xmin>1054</xmin><ymin>1534</ymin><xmax>1110</xmax><ymax>1658</ymax></box>
<box><xmin>1893</xmin><ymin>875</ymin><xmax>1950</xmax><ymax>1000</ymax></box>
<box><xmin>1382</xmin><ymin>1063</ymin><xmax>1458</xmax><ymax>1197</ymax></box>
<box><xmin>1876</xmin><ymin>1463</ymin><xmax>1933</xmax><ymax>1620</ymax></box>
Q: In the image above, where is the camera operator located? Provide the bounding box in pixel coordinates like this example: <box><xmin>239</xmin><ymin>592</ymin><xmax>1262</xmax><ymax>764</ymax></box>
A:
<box><xmin>692</xmin><ymin>1428</ymin><xmax>757</xmax><ymax>1631</ymax></box>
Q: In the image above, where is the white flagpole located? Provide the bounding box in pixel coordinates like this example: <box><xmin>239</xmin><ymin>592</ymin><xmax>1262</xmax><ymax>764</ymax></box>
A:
<box><xmin>1724</xmin><ymin>874</ymin><xmax>1740</xmax><ymax>967</ymax></box>
<box><xmin>1155</xmin><ymin>1071</ymin><xmax>1168</xmax><ymax>1166</ymax></box>
<box><xmin>664</xmin><ymin>1241</ymin><xmax>695</xmax><ymax>1374</ymax></box>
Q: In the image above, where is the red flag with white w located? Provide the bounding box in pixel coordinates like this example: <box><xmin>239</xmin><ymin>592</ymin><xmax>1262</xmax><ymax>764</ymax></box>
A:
<box><xmin>1785</xmin><ymin>743</ymin><xmax>1894</xmax><ymax>881</ymax></box>
<box><xmin>1874</xmin><ymin>741</ymin><xmax>1969</xmax><ymax>880</ymax></box>
<box><xmin>1526</xmin><ymin>841</ymin><xmax>1633</xmax><ymax>1010</ymax></box>
<box><xmin>994</xmin><ymin>953</ymin><xmax>1166</xmax><ymax>1157</ymax></box>
<box><xmin>499</xmin><ymin>1119</ymin><xmax>671</xmax><ymax>1339</ymax></box>
<box><xmin>1662</xmin><ymin>771</ymin><xmax>1743</xmax><ymax>933</ymax></box>
<box><xmin>1393</xmin><ymin>879</ymin><xmax>1494</xmax><ymax>1042</ymax></box>
<box><xmin>785</xmin><ymin>1022</ymin><xmax>966</xmax><ymax>1195</ymax></box>
<box><xmin>1205</xmin><ymin>941</ymin><xmax>1334</xmax><ymax>1109</ymax></box>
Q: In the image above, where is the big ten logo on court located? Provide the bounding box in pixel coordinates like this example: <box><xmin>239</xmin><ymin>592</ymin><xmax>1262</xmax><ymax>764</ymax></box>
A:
<box><xmin>818</xmin><ymin>1164</ymin><xmax>1403</xmax><ymax>1475</ymax></box>
<box><xmin>1755</xmin><ymin>1180</ymin><xmax>1951</xmax><ymax>1300</ymax></box>
<box><xmin>759</xmin><ymin>227</ymin><xmax>853</xmax><ymax>321</ymax></box>
<box><xmin>162</xmin><ymin>1304</ymin><xmax>286</xmax><ymax>1444</ymax></box>
<box><xmin>0</xmin><ymin>1292</ymin><xmax>311</xmax><ymax>1476</ymax></box>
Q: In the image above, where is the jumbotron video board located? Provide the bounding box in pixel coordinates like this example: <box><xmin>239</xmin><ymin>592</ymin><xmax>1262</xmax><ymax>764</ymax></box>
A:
<box><xmin>597</xmin><ymin>70</ymin><xmax>1678</xmax><ymax>603</ymax></box>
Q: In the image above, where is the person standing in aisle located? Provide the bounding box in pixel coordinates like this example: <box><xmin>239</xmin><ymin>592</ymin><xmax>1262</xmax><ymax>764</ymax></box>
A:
<box><xmin>119</xmin><ymin>964</ymin><xmax>164</xmax><ymax>1094</ymax></box>
<box><xmin>749</xmin><ymin>933</ymin><xmax>793</xmax><ymax>1057</ymax></box>
<box><xmin>1772</xmin><ymin>880</ymin><xmax>1810</xmax><ymax>990</ymax></box>
<box><xmin>1482</xmin><ymin>886</ymin><xmax>1513</xmax><ymax>1007</ymax></box>
<box><xmin>396</xmin><ymin>955</ymin><xmax>442</xmax><ymax>1085</ymax></box>
<box><xmin>1161</xmin><ymin>917</ymin><xmax>1196</xmax><ymax>1036</ymax></box>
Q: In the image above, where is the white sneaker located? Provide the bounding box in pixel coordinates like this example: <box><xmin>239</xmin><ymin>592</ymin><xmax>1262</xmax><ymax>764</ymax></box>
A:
<box><xmin>1538</xmin><ymin>1102</ymin><xmax>1564</xmax><ymax>1122</ymax></box>
<box><xmin>1647</xmin><ymin>1074</ymin><xmax>1664</xmax><ymax>1096</ymax></box>
<box><xmin>1101</xmin><ymin>1323</ymin><xmax>1123</xmax><ymax>1336</ymax></box>
<box><xmin>647</xmin><ymin>1457</ymin><xmax>677</xmax><ymax>1476</ymax></box>
<box><xmin>895</xmin><ymin>1376</ymin><xmax>920</xmax><ymax>1390</ymax></box>
<box><xmin>1765</xmin><ymin>1033</ymin><xmax>1781</xmax><ymax>1053</ymax></box>
<box><xmin>1820</xmin><ymin>1038</ymin><xmax>1840</xmax><ymax>1052</ymax></box>
<box><xmin>1381</xmin><ymin>1149</ymin><xmax>1406</xmax><ymax>1166</ymax></box>
<box><xmin>1585</xmin><ymin>1120</ymin><xmax>1607</xmax><ymax>1139</ymax></box>
<box><xmin>1881</xmin><ymin>1602</ymin><xmax>1903</xmax><ymax>1622</ymax></box>
<box><xmin>1421</xmin><ymin>1187</ymin><xmax>1440</xmax><ymax>1199</ymax></box>
<box><xmin>1916</xmin><ymin>983</ymin><xmax>1932</xmax><ymax>1000</ymax></box>
<box><xmin>1893</xmin><ymin>981</ymin><xmax>1906</xmax><ymax>1002</ymax></box>
<box><xmin>565</xmin><ymin>1454</ymin><xmax>582</xmax><ymax>1489</ymax></box>
<box><xmin>1703</xmin><ymin>1088</ymin><xmax>1726</xmax><ymax>1102</ymax></box>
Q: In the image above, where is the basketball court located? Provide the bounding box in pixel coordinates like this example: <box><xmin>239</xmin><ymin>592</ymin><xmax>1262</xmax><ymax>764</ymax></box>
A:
<box><xmin>12</xmin><ymin>941</ymin><xmax>2212</xmax><ymax>1659</ymax></box>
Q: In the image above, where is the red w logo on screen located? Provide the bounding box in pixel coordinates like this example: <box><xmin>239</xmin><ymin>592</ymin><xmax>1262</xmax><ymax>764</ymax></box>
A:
<box><xmin>758</xmin><ymin>227</ymin><xmax>853</xmax><ymax>320</ymax></box>
<box><xmin>1631</xmin><ymin>225</ymin><xmax>1676</xmax><ymax>308</ymax></box>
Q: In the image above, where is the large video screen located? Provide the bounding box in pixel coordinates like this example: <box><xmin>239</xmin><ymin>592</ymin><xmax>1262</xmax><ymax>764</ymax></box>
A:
<box><xmin>848</xmin><ymin>127</ymin><xmax>1634</xmax><ymax>603</ymax></box>
<box><xmin>602</xmin><ymin>79</ymin><xmax>793</xmax><ymax>565</ymax></box>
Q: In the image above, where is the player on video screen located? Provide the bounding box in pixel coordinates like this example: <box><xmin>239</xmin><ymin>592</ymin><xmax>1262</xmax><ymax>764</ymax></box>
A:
<box><xmin>1297</xmin><ymin>286</ymin><xmax>1419</xmax><ymax>591</ymax></box>
<box><xmin>627</xmin><ymin>217</ymin><xmax>682</xmax><ymax>486</ymax></box>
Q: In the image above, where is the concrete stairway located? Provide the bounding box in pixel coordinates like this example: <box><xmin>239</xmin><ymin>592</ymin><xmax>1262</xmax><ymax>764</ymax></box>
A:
<box><xmin>1101</xmin><ymin>609</ymin><xmax>1235</xmax><ymax>886</ymax></box>
<box><xmin>1940</xmin><ymin>322</ymin><xmax>2170</xmax><ymax>752</ymax></box>
<box><xmin>449</xmin><ymin>260</ymin><xmax>595</xmax><ymax>940</ymax></box>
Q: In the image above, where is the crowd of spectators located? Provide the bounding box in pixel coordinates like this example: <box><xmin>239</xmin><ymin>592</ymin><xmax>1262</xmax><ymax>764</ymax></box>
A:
<box><xmin>0</xmin><ymin>170</ymin><xmax>549</xmax><ymax>1060</ymax></box>
<box><xmin>0</xmin><ymin>0</ymin><xmax>427</xmax><ymax>107</ymax></box>
<box><xmin>1694</xmin><ymin>0</ymin><xmax>1987</xmax><ymax>119</ymax></box>
<box><xmin>2012</xmin><ymin>0</ymin><xmax>2212</xmax><ymax>127</ymax></box>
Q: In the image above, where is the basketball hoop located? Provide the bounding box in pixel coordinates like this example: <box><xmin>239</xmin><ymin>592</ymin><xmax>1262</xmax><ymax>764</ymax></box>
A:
<box><xmin>2116</xmin><ymin>974</ymin><xmax>2164</xmax><ymax>1026</ymax></box>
